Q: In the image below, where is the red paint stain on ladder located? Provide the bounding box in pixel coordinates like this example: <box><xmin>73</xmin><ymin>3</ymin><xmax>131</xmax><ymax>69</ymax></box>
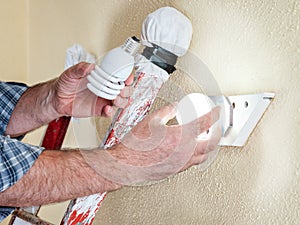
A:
<box><xmin>68</xmin><ymin>209</ymin><xmax>91</xmax><ymax>225</ymax></box>
<box><xmin>66</xmin><ymin>193</ymin><xmax>106</xmax><ymax>225</ymax></box>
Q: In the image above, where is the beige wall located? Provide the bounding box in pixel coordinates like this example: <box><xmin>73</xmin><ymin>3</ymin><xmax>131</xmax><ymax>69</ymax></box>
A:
<box><xmin>1</xmin><ymin>0</ymin><xmax>300</xmax><ymax>224</ymax></box>
<box><xmin>0</xmin><ymin>0</ymin><xmax>28</xmax><ymax>82</ymax></box>
<box><xmin>92</xmin><ymin>1</ymin><xmax>300</xmax><ymax>224</ymax></box>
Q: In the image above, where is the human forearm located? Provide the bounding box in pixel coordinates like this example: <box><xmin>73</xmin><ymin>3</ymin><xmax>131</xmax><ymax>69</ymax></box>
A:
<box><xmin>0</xmin><ymin>105</ymin><xmax>220</xmax><ymax>207</ymax></box>
<box><xmin>5</xmin><ymin>62</ymin><xmax>134</xmax><ymax>137</ymax></box>
<box><xmin>5</xmin><ymin>62</ymin><xmax>121</xmax><ymax>137</ymax></box>
<box><xmin>5</xmin><ymin>80</ymin><xmax>61</xmax><ymax>137</ymax></box>
<box><xmin>0</xmin><ymin>149</ymin><xmax>121</xmax><ymax>207</ymax></box>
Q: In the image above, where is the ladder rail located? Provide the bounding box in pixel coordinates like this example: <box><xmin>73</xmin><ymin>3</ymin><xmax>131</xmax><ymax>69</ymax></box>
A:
<box><xmin>60</xmin><ymin>58</ymin><xmax>168</xmax><ymax>225</ymax></box>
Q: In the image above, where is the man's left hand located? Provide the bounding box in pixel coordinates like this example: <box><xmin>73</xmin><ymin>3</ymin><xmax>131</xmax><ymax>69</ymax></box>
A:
<box><xmin>53</xmin><ymin>62</ymin><xmax>133</xmax><ymax>118</ymax></box>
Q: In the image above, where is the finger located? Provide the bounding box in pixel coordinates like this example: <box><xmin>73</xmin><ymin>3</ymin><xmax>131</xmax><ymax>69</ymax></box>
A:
<box><xmin>194</xmin><ymin>139</ymin><xmax>210</xmax><ymax>155</ymax></box>
<box><xmin>66</xmin><ymin>62</ymin><xmax>95</xmax><ymax>79</ymax></box>
<box><xmin>205</xmin><ymin>127</ymin><xmax>222</xmax><ymax>152</ymax></box>
<box><xmin>190</xmin><ymin>154</ymin><xmax>209</xmax><ymax>167</ymax></box>
<box><xmin>193</xmin><ymin>127</ymin><xmax>222</xmax><ymax>155</ymax></box>
<box><xmin>113</xmin><ymin>96</ymin><xmax>129</xmax><ymax>108</ymax></box>
<box><xmin>119</xmin><ymin>86</ymin><xmax>134</xmax><ymax>98</ymax></box>
<box><xmin>102</xmin><ymin>105</ymin><xmax>114</xmax><ymax>117</ymax></box>
<box><xmin>185</xmin><ymin>106</ymin><xmax>220</xmax><ymax>135</ymax></box>
<box><xmin>152</xmin><ymin>103</ymin><xmax>178</xmax><ymax>124</ymax></box>
<box><xmin>181</xmin><ymin>153</ymin><xmax>208</xmax><ymax>172</ymax></box>
<box><xmin>93</xmin><ymin>97</ymin><xmax>113</xmax><ymax>117</ymax></box>
<box><xmin>125</xmin><ymin>71</ymin><xmax>135</xmax><ymax>86</ymax></box>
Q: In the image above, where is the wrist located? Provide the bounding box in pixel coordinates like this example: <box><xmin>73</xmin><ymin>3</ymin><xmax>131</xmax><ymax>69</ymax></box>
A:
<box><xmin>6</xmin><ymin>80</ymin><xmax>63</xmax><ymax>137</ymax></box>
<box><xmin>80</xmin><ymin>149</ymin><xmax>124</xmax><ymax>191</ymax></box>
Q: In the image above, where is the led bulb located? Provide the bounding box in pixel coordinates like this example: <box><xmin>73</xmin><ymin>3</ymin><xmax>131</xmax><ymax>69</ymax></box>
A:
<box><xmin>87</xmin><ymin>36</ymin><xmax>140</xmax><ymax>100</ymax></box>
<box><xmin>176</xmin><ymin>93</ymin><xmax>216</xmax><ymax>140</ymax></box>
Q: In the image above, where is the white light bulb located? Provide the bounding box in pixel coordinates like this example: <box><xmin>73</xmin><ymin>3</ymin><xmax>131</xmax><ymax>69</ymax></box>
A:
<box><xmin>176</xmin><ymin>93</ymin><xmax>216</xmax><ymax>140</ymax></box>
<box><xmin>87</xmin><ymin>37</ymin><xmax>140</xmax><ymax>100</ymax></box>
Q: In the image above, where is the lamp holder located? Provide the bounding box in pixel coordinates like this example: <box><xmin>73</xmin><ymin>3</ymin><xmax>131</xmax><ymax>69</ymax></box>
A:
<box><xmin>210</xmin><ymin>92</ymin><xmax>275</xmax><ymax>147</ymax></box>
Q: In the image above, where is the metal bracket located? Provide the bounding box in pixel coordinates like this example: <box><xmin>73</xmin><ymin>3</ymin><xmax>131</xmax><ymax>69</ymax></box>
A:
<box><xmin>211</xmin><ymin>93</ymin><xmax>275</xmax><ymax>147</ymax></box>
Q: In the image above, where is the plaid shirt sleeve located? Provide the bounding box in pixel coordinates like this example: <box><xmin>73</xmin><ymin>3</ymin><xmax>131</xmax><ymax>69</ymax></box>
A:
<box><xmin>0</xmin><ymin>82</ymin><xmax>44</xmax><ymax>221</ymax></box>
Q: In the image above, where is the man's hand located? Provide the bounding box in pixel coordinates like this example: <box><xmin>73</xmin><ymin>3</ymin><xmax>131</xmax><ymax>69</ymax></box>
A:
<box><xmin>53</xmin><ymin>62</ymin><xmax>133</xmax><ymax>118</ymax></box>
<box><xmin>81</xmin><ymin>104</ymin><xmax>222</xmax><ymax>185</ymax></box>
<box><xmin>6</xmin><ymin>62</ymin><xmax>133</xmax><ymax>136</ymax></box>
<box><xmin>1</xmin><ymin>104</ymin><xmax>221</xmax><ymax>207</ymax></box>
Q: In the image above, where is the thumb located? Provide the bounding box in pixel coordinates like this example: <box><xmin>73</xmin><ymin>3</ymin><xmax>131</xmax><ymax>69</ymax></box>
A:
<box><xmin>65</xmin><ymin>62</ymin><xmax>95</xmax><ymax>79</ymax></box>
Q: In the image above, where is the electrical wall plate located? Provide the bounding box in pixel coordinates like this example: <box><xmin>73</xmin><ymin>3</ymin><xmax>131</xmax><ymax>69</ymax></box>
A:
<box><xmin>212</xmin><ymin>93</ymin><xmax>275</xmax><ymax>147</ymax></box>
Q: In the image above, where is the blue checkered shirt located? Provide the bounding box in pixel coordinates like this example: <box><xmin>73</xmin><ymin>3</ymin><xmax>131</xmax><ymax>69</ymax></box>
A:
<box><xmin>0</xmin><ymin>82</ymin><xmax>44</xmax><ymax>222</ymax></box>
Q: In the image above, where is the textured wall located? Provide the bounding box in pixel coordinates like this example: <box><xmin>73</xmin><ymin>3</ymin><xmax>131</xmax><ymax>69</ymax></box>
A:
<box><xmin>2</xmin><ymin>0</ymin><xmax>299</xmax><ymax>224</ymax></box>
<box><xmin>0</xmin><ymin>0</ymin><xmax>28</xmax><ymax>82</ymax></box>
<box><xmin>91</xmin><ymin>1</ymin><xmax>300</xmax><ymax>224</ymax></box>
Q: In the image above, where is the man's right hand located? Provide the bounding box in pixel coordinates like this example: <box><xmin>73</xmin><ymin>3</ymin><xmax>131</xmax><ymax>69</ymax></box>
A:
<box><xmin>82</xmin><ymin>104</ymin><xmax>221</xmax><ymax>185</ymax></box>
<box><xmin>1</xmin><ymin>103</ymin><xmax>220</xmax><ymax>207</ymax></box>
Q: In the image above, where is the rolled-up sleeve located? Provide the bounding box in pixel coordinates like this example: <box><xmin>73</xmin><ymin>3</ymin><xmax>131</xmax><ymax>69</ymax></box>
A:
<box><xmin>0</xmin><ymin>82</ymin><xmax>44</xmax><ymax>221</ymax></box>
